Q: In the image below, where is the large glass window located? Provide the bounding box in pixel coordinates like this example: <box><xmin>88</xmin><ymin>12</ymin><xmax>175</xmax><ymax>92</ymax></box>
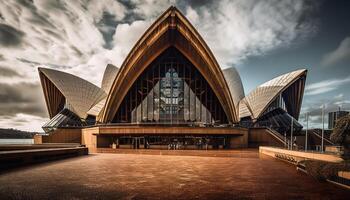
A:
<box><xmin>113</xmin><ymin>47</ymin><xmax>228</xmax><ymax>125</ymax></box>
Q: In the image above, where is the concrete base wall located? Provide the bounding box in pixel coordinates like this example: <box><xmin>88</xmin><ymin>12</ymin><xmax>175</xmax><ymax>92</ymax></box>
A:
<box><xmin>80</xmin><ymin>126</ymin><xmax>249</xmax><ymax>152</ymax></box>
<box><xmin>33</xmin><ymin>135</ymin><xmax>42</xmax><ymax>144</ymax></box>
<box><xmin>259</xmin><ymin>146</ymin><xmax>344</xmax><ymax>163</ymax></box>
<box><xmin>229</xmin><ymin>134</ymin><xmax>248</xmax><ymax>148</ymax></box>
<box><xmin>41</xmin><ymin>126</ymin><xmax>252</xmax><ymax>152</ymax></box>
<box><xmin>35</xmin><ymin>129</ymin><xmax>81</xmax><ymax>144</ymax></box>
<box><xmin>0</xmin><ymin>147</ymin><xmax>88</xmax><ymax>170</ymax></box>
<box><xmin>81</xmin><ymin>128</ymin><xmax>97</xmax><ymax>153</ymax></box>
<box><xmin>248</xmin><ymin>128</ymin><xmax>284</xmax><ymax>148</ymax></box>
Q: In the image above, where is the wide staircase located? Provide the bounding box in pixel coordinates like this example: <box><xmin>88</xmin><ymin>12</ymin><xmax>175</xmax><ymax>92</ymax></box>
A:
<box><xmin>307</xmin><ymin>129</ymin><xmax>334</xmax><ymax>151</ymax></box>
<box><xmin>248</xmin><ymin>127</ymin><xmax>289</xmax><ymax>148</ymax></box>
<box><xmin>260</xmin><ymin>128</ymin><xmax>335</xmax><ymax>150</ymax></box>
<box><xmin>265</xmin><ymin>127</ymin><xmax>289</xmax><ymax>147</ymax></box>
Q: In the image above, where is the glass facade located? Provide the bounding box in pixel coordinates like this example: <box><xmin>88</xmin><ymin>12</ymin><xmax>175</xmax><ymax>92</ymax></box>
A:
<box><xmin>262</xmin><ymin>94</ymin><xmax>287</xmax><ymax>116</ymax></box>
<box><xmin>42</xmin><ymin>108</ymin><xmax>85</xmax><ymax>133</ymax></box>
<box><xmin>113</xmin><ymin>47</ymin><xmax>228</xmax><ymax>125</ymax></box>
<box><xmin>256</xmin><ymin>108</ymin><xmax>302</xmax><ymax>133</ymax></box>
<box><xmin>240</xmin><ymin>94</ymin><xmax>303</xmax><ymax>133</ymax></box>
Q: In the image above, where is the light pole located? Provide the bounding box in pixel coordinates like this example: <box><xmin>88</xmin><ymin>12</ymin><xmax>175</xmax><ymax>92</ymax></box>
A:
<box><xmin>321</xmin><ymin>104</ymin><xmax>325</xmax><ymax>152</ymax></box>
<box><xmin>305</xmin><ymin>112</ymin><xmax>308</xmax><ymax>152</ymax></box>
<box><xmin>291</xmin><ymin>116</ymin><xmax>293</xmax><ymax>150</ymax></box>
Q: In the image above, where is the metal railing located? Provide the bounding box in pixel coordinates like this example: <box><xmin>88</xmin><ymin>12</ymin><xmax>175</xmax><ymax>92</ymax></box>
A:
<box><xmin>265</xmin><ymin>127</ymin><xmax>289</xmax><ymax>147</ymax></box>
<box><xmin>311</xmin><ymin>129</ymin><xmax>334</xmax><ymax>145</ymax></box>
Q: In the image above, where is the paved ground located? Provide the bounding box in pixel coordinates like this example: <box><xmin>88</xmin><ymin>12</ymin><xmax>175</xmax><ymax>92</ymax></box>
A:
<box><xmin>0</xmin><ymin>150</ymin><xmax>349</xmax><ymax>200</ymax></box>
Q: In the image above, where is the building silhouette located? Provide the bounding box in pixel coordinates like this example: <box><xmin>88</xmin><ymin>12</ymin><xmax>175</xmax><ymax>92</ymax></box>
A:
<box><xmin>37</xmin><ymin>6</ymin><xmax>307</xmax><ymax>151</ymax></box>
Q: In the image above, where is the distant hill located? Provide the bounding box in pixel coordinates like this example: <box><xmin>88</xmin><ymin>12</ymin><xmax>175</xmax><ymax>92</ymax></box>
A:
<box><xmin>0</xmin><ymin>128</ymin><xmax>39</xmax><ymax>139</ymax></box>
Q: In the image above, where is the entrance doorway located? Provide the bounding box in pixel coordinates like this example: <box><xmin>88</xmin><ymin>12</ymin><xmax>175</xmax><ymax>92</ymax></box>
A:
<box><xmin>132</xmin><ymin>137</ymin><xmax>145</xmax><ymax>149</ymax></box>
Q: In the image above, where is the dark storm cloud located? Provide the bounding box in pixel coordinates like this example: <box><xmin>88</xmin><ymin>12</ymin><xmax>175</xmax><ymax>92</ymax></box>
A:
<box><xmin>116</xmin><ymin>0</ymin><xmax>145</xmax><ymax>23</ymax></box>
<box><xmin>17</xmin><ymin>58</ymin><xmax>73</xmax><ymax>69</ymax></box>
<box><xmin>0</xmin><ymin>66</ymin><xmax>22</xmax><ymax>77</ymax></box>
<box><xmin>177</xmin><ymin>0</ymin><xmax>215</xmax><ymax>9</ymax></box>
<box><xmin>97</xmin><ymin>12</ymin><xmax>119</xmax><ymax>49</ymax></box>
<box><xmin>117</xmin><ymin>0</ymin><xmax>136</xmax><ymax>10</ymax></box>
<box><xmin>17</xmin><ymin>0</ymin><xmax>57</xmax><ymax>28</ymax></box>
<box><xmin>0</xmin><ymin>24</ymin><xmax>25</xmax><ymax>47</ymax></box>
<box><xmin>0</xmin><ymin>82</ymin><xmax>47</xmax><ymax>117</ymax></box>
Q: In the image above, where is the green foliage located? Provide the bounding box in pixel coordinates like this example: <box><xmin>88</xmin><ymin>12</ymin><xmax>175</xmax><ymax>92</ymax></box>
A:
<box><xmin>330</xmin><ymin>115</ymin><xmax>350</xmax><ymax>145</ymax></box>
<box><xmin>304</xmin><ymin>160</ymin><xmax>350</xmax><ymax>181</ymax></box>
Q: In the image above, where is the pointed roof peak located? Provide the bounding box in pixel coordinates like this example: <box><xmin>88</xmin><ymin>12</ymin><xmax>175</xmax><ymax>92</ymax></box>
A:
<box><xmin>166</xmin><ymin>5</ymin><xmax>179</xmax><ymax>12</ymax></box>
<box><xmin>102</xmin><ymin>6</ymin><xmax>239</xmax><ymax>123</ymax></box>
<box><xmin>102</xmin><ymin>64</ymin><xmax>119</xmax><ymax>93</ymax></box>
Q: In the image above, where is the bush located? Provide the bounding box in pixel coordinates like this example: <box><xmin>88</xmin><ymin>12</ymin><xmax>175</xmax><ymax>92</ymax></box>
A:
<box><xmin>305</xmin><ymin>160</ymin><xmax>350</xmax><ymax>181</ymax></box>
<box><xmin>330</xmin><ymin>115</ymin><xmax>350</xmax><ymax>145</ymax></box>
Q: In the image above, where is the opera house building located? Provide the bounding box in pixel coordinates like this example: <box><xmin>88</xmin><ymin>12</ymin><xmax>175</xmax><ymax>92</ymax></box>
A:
<box><xmin>37</xmin><ymin>7</ymin><xmax>307</xmax><ymax>152</ymax></box>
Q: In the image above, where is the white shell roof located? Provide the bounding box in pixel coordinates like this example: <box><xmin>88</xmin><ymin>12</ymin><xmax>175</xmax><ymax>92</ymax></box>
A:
<box><xmin>101</xmin><ymin>64</ymin><xmax>119</xmax><ymax>93</ymax></box>
<box><xmin>240</xmin><ymin>69</ymin><xmax>307</xmax><ymax>119</ymax></box>
<box><xmin>87</xmin><ymin>98</ymin><xmax>106</xmax><ymax>116</ymax></box>
<box><xmin>238</xmin><ymin>100</ymin><xmax>252</xmax><ymax>119</ymax></box>
<box><xmin>87</xmin><ymin>64</ymin><xmax>119</xmax><ymax>117</ymax></box>
<box><xmin>222</xmin><ymin>67</ymin><xmax>245</xmax><ymax>115</ymax></box>
<box><xmin>39</xmin><ymin>67</ymin><xmax>106</xmax><ymax>119</ymax></box>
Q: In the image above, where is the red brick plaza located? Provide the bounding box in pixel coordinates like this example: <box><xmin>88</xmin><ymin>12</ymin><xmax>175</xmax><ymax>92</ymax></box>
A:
<box><xmin>0</xmin><ymin>150</ymin><xmax>349</xmax><ymax>200</ymax></box>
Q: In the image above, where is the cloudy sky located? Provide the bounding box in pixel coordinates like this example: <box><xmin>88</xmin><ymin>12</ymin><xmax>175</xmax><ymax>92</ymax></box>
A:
<box><xmin>0</xmin><ymin>0</ymin><xmax>349</xmax><ymax>132</ymax></box>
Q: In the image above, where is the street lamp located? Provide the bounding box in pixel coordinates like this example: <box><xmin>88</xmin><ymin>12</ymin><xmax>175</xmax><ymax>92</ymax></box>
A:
<box><xmin>321</xmin><ymin>104</ymin><xmax>325</xmax><ymax>152</ymax></box>
<box><xmin>305</xmin><ymin>112</ymin><xmax>308</xmax><ymax>152</ymax></box>
<box><xmin>291</xmin><ymin>116</ymin><xmax>293</xmax><ymax>150</ymax></box>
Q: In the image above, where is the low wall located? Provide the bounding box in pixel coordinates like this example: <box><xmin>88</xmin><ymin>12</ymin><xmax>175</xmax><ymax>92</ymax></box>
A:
<box><xmin>0</xmin><ymin>147</ymin><xmax>88</xmax><ymax>171</ymax></box>
<box><xmin>249</xmin><ymin>128</ymin><xmax>284</xmax><ymax>148</ymax></box>
<box><xmin>81</xmin><ymin>129</ymin><xmax>97</xmax><ymax>153</ymax></box>
<box><xmin>338</xmin><ymin>171</ymin><xmax>350</xmax><ymax>179</ymax></box>
<box><xmin>34</xmin><ymin>128</ymin><xmax>82</xmax><ymax>144</ymax></box>
<box><xmin>259</xmin><ymin>146</ymin><xmax>344</xmax><ymax>164</ymax></box>
<box><xmin>230</xmin><ymin>134</ymin><xmax>248</xmax><ymax>148</ymax></box>
<box><xmin>0</xmin><ymin>144</ymin><xmax>81</xmax><ymax>151</ymax></box>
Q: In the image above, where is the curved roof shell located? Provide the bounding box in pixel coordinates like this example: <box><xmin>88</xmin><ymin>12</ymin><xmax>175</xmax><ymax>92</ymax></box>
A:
<box><xmin>87</xmin><ymin>64</ymin><xmax>119</xmax><ymax>117</ymax></box>
<box><xmin>101</xmin><ymin>6</ymin><xmax>239</xmax><ymax>123</ymax></box>
<box><xmin>39</xmin><ymin>67</ymin><xmax>106</xmax><ymax>119</ymax></box>
<box><xmin>222</xmin><ymin>67</ymin><xmax>245</xmax><ymax>115</ymax></box>
<box><xmin>240</xmin><ymin>69</ymin><xmax>307</xmax><ymax>120</ymax></box>
<box><xmin>101</xmin><ymin>64</ymin><xmax>119</xmax><ymax>94</ymax></box>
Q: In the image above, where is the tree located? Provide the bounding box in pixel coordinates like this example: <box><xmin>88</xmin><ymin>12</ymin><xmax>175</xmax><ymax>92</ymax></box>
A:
<box><xmin>330</xmin><ymin>115</ymin><xmax>350</xmax><ymax>158</ymax></box>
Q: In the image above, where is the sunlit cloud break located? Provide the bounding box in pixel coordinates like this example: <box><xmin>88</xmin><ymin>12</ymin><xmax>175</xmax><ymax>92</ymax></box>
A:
<box><xmin>305</xmin><ymin>76</ymin><xmax>350</xmax><ymax>96</ymax></box>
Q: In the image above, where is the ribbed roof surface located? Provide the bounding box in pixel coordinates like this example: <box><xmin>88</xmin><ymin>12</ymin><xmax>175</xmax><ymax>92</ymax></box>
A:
<box><xmin>39</xmin><ymin>68</ymin><xmax>106</xmax><ymax>118</ymax></box>
<box><xmin>238</xmin><ymin>100</ymin><xmax>252</xmax><ymax>119</ymax></box>
<box><xmin>87</xmin><ymin>98</ymin><xmax>106</xmax><ymax>116</ymax></box>
<box><xmin>101</xmin><ymin>64</ymin><xmax>119</xmax><ymax>93</ymax></box>
<box><xmin>222</xmin><ymin>67</ymin><xmax>245</xmax><ymax>114</ymax></box>
<box><xmin>240</xmin><ymin>69</ymin><xmax>307</xmax><ymax>119</ymax></box>
<box><xmin>86</xmin><ymin>64</ymin><xmax>119</xmax><ymax>117</ymax></box>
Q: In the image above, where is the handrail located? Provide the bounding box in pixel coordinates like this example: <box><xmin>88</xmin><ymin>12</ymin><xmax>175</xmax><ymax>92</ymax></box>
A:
<box><xmin>265</xmin><ymin>127</ymin><xmax>288</xmax><ymax>146</ymax></box>
<box><xmin>311</xmin><ymin>129</ymin><xmax>334</xmax><ymax>145</ymax></box>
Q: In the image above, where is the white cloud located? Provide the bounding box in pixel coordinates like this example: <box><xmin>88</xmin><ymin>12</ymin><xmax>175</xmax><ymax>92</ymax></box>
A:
<box><xmin>321</xmin><ymin>37</ymin><xmax>350</xmax><ymax>67</ymax></box>
<box><xmin>334</xmin><ymin>93</ymin><xmax>344</xmax><ymax>99</ymax></box>
<box><xmin>0</xmin><ymin>113</ymin><xmax>48</xmax><ymax>132</ymax></box>
<box><xmin>185</xmin><ymin>0</ymin><xmax>318</xmax><ymax>66</ymax></box>
<box><xmin>305</xmin><ymin>76</ymin><xmax>350</xmax><ymax>96</ymax></box>
<box><xmin>0</xmin><ymin>0</ymin><xmax>128</xmax><ymax>84</ymax></box>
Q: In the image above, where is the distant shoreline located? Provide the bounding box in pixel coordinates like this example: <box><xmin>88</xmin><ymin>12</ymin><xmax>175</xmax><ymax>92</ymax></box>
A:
<box><xmin>0</xmin><ymin>128</ymin><xmax>39</xmax><ymax>139</ymax></box>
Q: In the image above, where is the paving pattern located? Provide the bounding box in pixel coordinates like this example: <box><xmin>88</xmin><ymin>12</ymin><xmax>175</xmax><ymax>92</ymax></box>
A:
<box><xmin>0</xmin><ymin>150</ymin><xmax>349</xmax><ymax>200</ymax></box>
